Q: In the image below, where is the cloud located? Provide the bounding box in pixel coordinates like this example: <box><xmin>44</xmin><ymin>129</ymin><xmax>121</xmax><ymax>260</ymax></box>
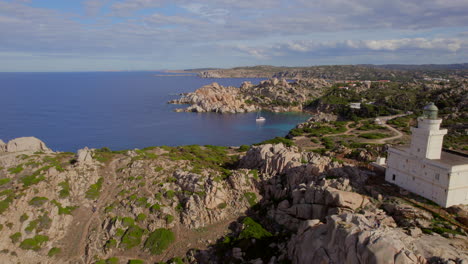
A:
<box><xmin>0</xmin><ymin>0</ymin><xmax>467</xmax><ymax>70</ymax></box>
<box><xmin>83</xmin><ymin>0</ymin><xmax>110</xmax><ymax>16</ymax></box>
<box><xmin>230</xmin><ymin>38</ymin><xmax>468</xmax><ymax>59</ymax></box>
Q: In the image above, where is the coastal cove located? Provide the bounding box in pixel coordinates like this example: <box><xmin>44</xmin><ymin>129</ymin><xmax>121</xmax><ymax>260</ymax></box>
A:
<box><xmin>0</xmin><ymin>72</ymin><xmax>309</xmax><ymax>152</ymax></box>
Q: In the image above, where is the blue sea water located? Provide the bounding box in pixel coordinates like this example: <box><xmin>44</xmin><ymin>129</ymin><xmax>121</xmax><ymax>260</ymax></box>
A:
<box><xmin>0</xmin><ymin>72</ymin><xmax>309</xmax><ymax>152</ymax></box>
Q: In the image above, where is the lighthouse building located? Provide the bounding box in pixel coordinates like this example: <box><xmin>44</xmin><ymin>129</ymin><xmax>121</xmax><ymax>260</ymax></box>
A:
<box><xmin>385</xmin><ymin>103</ymin><xmax>468</xmax><ymax>207</ymax></box>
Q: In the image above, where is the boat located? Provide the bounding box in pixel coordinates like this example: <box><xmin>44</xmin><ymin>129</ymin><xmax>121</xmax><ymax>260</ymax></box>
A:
<box><xmin>256</xmin><ymin>111</ymin><xmax>266</xmax><ymax>122</ymax></box>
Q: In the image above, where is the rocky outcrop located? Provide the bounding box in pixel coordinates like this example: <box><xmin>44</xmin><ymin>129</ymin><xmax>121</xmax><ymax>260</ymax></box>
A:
<box><xmin>170</xmin><ymin>78</ymin><xmax>328</xmax><ymax>114</ymax></box>
<box><xmin>288</xmin><ymin>213</ymin><xmax>429</xmax><ymax>264</ymax></box>
<box><xmin>239</xmin><ymin>144</ymin><xmax>303</xmax><ymax>176</ymax></box>
<box><xmin>180</xmin><ymin>170</ymin><xmax>259</xmax><ymax>229</ymax></box>
<box><xmin>1</xmin><ymin>137</ymin><xmax>51</xmax><ymax>153</ymax></box>
<box><xmin>76</xmin><ymin>147</ymin><xmax>94</xmax><ymax>164</ymax></box>
<box><xmin>382</xmin><ymin>201</ymin><xmax>433</xmax><ymax>228</ymax></box>
<box><xmin>0</xmin><ymin>139</ymin><xmax>5</xmax><ymax>152</ymax></box>
<box><xmin>170</xmin><ymin>82</ymin><xmax>256</xmax><ymax>114</ymax></box>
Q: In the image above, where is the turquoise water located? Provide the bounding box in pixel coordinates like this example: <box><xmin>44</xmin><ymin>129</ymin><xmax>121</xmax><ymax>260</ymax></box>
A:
<box><xmin>0</xmin><ymin>72</ymin><xmax>309</xmax><ymax>151</ymax></box>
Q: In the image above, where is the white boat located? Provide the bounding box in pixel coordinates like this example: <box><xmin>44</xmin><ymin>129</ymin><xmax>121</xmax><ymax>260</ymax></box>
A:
<box><xmin>256</xmin><ymin>111</ymin><xmax>266</xmax><ymax>122</ymax></box>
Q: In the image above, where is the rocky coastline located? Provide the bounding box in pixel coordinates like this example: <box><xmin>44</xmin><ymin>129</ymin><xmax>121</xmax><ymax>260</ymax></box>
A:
<box><xmin>0</xmin><ymin>136</ymin><xmax>466</xmax><ymax>263</ymax></box>
<box><xmin>169</xmin><ymin>78</ymin><xmax>328</xmax><ymax>114</ymax></box>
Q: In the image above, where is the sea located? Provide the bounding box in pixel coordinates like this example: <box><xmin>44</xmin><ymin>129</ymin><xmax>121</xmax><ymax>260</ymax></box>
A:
<box><xmin>0</xmin><ymin>72</ymin><xmax>310</xmax><ymax>152</ymax></box>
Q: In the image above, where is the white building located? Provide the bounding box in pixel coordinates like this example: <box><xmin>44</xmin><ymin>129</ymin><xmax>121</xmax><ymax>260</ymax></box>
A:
<box><xmin>385</xmin><ymin>103</ymin><xmax>468</xmax><ymax>207</ymax></box>
<box><xmin>350</xmin><ymin>103</ymin><xmax>361</xmax><ymax>109</ymax></box>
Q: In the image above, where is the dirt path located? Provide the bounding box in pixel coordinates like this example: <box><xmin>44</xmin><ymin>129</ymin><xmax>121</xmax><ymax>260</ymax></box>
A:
<box><xmin>64</xmin><ymin>159</ymin><xmax>119</xmax><ymax>264</ymax></box>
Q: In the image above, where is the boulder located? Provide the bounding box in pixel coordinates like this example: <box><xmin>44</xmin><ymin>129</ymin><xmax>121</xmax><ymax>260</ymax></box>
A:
<box><xmin>239</xmin><ymin>144</ymin><xmax>302</xmax><ymax>176</ymax></box>
<box><xmin>0</xmin><ymin>139</ymin><xmax>5</xmax><ymax>152</ymax></box>
<box><xmin>288</xmin><ymin>213</ymin><xmax>428</xmax><ymax>264</ymax></box>
<box><xmin>76</xmin><ymin>147</ymin><xmax>94</xmax><ymax>164</ymax></box>
<box><xmin>382</xmin><ymin>202</ymin><xmax>433</xmax><ymax>228</ymax></box>
<box><xmin>5</xmin><ymin>137</ymin><xmax>51</xmax><ymax>153</ymax></box>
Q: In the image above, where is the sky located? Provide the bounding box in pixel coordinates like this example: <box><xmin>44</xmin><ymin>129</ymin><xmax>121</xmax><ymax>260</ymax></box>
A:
<box><xmin>0</xmin><ymin>0</ymin><xmax>467</xmax><ymax>71</ymax></box>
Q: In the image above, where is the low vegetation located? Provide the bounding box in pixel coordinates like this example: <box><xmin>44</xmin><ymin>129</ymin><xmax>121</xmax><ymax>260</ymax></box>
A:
<box><xmin>144</xmin><ymin>228</ymin><xmax>175</xmax><ymax>255</ymax></box>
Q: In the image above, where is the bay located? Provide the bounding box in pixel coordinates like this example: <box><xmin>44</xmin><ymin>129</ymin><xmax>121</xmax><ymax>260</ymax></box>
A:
<box><xmin>0</xmin><ymin>72</ymin><xmax>309</xmax><ymax>152</ymax></box>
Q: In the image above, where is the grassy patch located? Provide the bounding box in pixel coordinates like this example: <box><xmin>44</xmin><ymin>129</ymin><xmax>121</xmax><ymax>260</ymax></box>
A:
<box><xmin>150</xmin><ymin>203</ymin><xmax>161</xmax><ymax>213</ymax></box>
<box><xmin>136</xmin><ymin>213</ymin><xmax>147</xmax><ymax>222</ymax></box>
<box><xmin>8</xmin><ymin>165</ymin><xmax>23</xmax><ymax>174</ymax></box>
<box><xmin>19</xmin><ymin>235</ymin><xmax>49</xmax><ymax>251</ymax></box>
<box><xmin>85</xmin><ymin>177</ymin><xmax>103</xmax><ymax>199</ymax></box>
<box><xmin>255</xmin><ymin>137</ymin><xmax>294</xmax><ymax>147</ymax></box>
<box><xmin>25</xmin><ymin>214</ymin><xmax>52</xmax><ymax>233</ymax></box>
<box><xmin>20</xmin><ymin>213</ymin><xmax>29</xmax><ymax>222</ymax></box>
<box><xmin>104</xmin><ymin>238</ymin><xmax>117</xmax><ymax>249</ymax></box>
<box><xmin>243</xmin><ymin>192</ymin><xmax>257</xmax><ymax>206</ymax></box>
<box><xmin>120</xmin><ymin>225</ymin><xmax>144</xmax><ymax>249</ymax></box>
<box><xmin>58</xmin><ymin>181</ymin><xmax>70</xmax><ymax>198</ymax></box>
<box><xmin>47</xmin><ymin>247</ymin><xmax>61</xmax><ymax>257</ymax></box>
<box><xmin>239</xmin><ymin>217</ymin><xmax>272</xmax><ymax>240</ymax></box>
<box><xmin>238</xmin><ymin>145</ymin><xmax>251</xmax><ymax>152</ymax></box>
<box><xmin>144</xmin><ymin>228</ymin><xmax>175</xmax><ymax>255</ymax></box>
<box><xmin>359</xmin><ymin>132</ymin><xmax>389</xmax><ymax>139</ymax></box>
<box><xmin>0</xmin><ymin>190</ymin><xmax>14</xmax><ymax>214</ymax></box>
<box><xmin>51</xmin><ymin>200</ymin><xmax>77</xmax><ymax>215</ymax></box>
<box><xmin>165</xmin><ymin>214</ymin><xmax>174</xmax><ymax>224</ymax></box>
<box><xmin>128</xmin><ymin>260</ymin><xmax>145</xmax><ymax>264</ymax></box>
<box><xmin>29</xmin><ymin>196</ymin><xmax>49</xmax><ymax>207</ymax></box>
<box><xmin>162</xmin><ymin>145</ymin><xmax>236</xmax><ymax>175</ymax></box>
<box><xmin>10</xmin><ymin>232</ymin><xmax>21</xmax><ymax>243</ymax></box>
<box><xmin>0</xmin><ymin>178</ymin><xmax>11</xmax><ymax>186</ymax></box>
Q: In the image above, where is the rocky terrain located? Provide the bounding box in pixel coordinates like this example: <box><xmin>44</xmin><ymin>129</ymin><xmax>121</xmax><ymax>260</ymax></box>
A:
<box><xmin>169</xmin><ymin>78</ymin><xmax>328</xmax><ymax>113</ymax></box>
<box><xmin>1</xmin><ymin>137</ymin><xmax>467</xmax><ymax>264</ymax></box>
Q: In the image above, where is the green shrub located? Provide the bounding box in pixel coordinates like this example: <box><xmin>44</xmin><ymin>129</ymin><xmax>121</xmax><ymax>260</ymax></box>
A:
<box><xmin>169</xmin><ymin>257</ymin><xmax>184</xmax><ymax>264</ymax></box>
<box><xmin>120</xmin><ymin>225</ymin><xmax>144</xmax><ymax>249</ymax></box>
<box><xmin>85</xmin><ymin>178</ymin><xmax>103</xmax><ymax>199</ymax></box>
<box><xmin>0</xmin><ymin>178</ymin><xmax>11</xmax><ymax>186</ymax></box>
<box><xmin>165</xmin><ymin>214</ymin><xmax>174</xmax><ymax>224</ymax></box>
<box><xmin>29</xmin><ymin>197</ymin><xmax>49</xmax><ymax>207</ymax></box>
<box><xmin>10</xmin><ymin>232</ymin><xmax>21</xmax><ymax>243</ymax></box>
<box><xmin>238</xmin><ymin>145</ymin><xmax>250</xmax><ymax>152</ymax></box>
<box><xmin>47</xmin><ymin>247</ymin><xmax>61</xmax><ymax>257</ymax></box>
<box><xmin>21</xmin><ymin>169</ymin><xmax>46</xmax><ymax>187</ymax></box>
<box><xmin>244</xmin><ymin>192</ymin><xmax>257</xmax><ymax>206</ymax></box>
<box><xmin>104</xmin><ymin>239</ymin><xmax>117</xmax><ymax>249</ymax></box>
<box><xmin>25</xmin><ymin>214</ymin><xmax>52</xmax><ymax>233</ymax></box>
<box><xmin>154</xmin><ymin>166</ymin><xmax>164</xmax><ymax>172</ymax></box>
<box><xmin>121</xmin><ymin>217</ymin><xmax>135</xmax><ymax>227</ymax></box>
<box><xmin>51</xmin><ymin>200</ymin><xmax>77</xmax><ymax>215</ymax></box>
<box><xmin>358</xmin><ymin>133</ymin><xmax>389</xmax><ymax>139</ymax></box>
<box><xmin>150</xmin><ymin>203</ymin><xmax>161</xmax><ymax>213</ymax></box>
<box><xmin>217</xmin><ymin>202</ymin><xmax>227</xmax><ymax>209</ymax></box>
<box><xmin>58</xmin><ymin>181</ymin><xmax>70</xmax><ymax>198</ymax></box>
<box><xmin>0</xmin><ymin>193</ymin><xmax>14</xmax><ymax>214</ymax></box>
<box><xmin>165</xmin><ymin>190</ymin><xmax>176</xmax><ymax>200</ymax></box>
<box><xmin>20</xmin><ymin>213</ymin><xmax>29</xmax><ymax>222</ymax></box>
<box><xmin>250</xmin><ymin>169</ymin><xmax>259</xmax><ymax>180</ymax></box>
<box><xmin>128</xmin><ymin>260</ymin><xmax>145</xmax><ymax>264</ymax></box>
<box><xmin>144</xmin><ymin>228</ymin><xmax>175</xmax><ymax>255</ymax></box>
<box><xmin>238</xmin><ymin>217</ymin><xmax>272</xmax><ymax>240</ymax></box>
<box><xmin>8</xmin><ymin>165</ymin><xmax>23</xmax><ymax>174</ymax></box>
<box><xmin>255</xmin><ymin>137</ymin><xmax>294</xmax><ymax>147</ymax></box>
<box><xmin>136</xmin><ymin>213</ymin><xmax>147</xmax><ymax>222</ymax></box>
<box><xmin>19</xmin><ymin>235</ymin><xmax>49</xmax><ymax>251</ymax></box>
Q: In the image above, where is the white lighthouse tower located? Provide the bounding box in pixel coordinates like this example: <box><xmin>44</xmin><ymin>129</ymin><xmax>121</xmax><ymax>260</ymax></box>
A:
<box><xmin>409</xmin><ymin>102</ymin><xmax>447</xmax><ymax>159</ymax></box>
